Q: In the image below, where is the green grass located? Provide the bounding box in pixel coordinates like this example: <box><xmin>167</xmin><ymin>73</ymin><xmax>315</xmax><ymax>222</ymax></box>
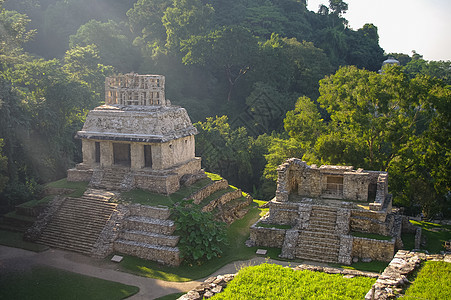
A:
<box><xmin>253</xmin><ymin>199</ymin><xmax>269</xmax><ymax>217</ymax></box>
<box><xmin>256</xmin><ymin>222</ymin><xmax>291</xmax><ymax>230</ymax></box>
<box><xmin>205</xmin><ymin>172</ymin><xmax>223</xmax><ymax>181</ymax></box>
<box><xmin>409</xmin><ymin>220</ymin><xmax>451</xmax><ymax>253</ymax></box>
<box><xmin>119</xmin><ymin>178</ymin><xmax>213</xmax><ymax>206</ymax></box>
<box><xmin>404</xmin><ymin>261</ymin><xmax>451</xmax><ymax>299</ymax></box>
<box><xmin>402</xmin><ymin>233</ymin><xmax>415</xmax><ymax>250</ymax></box>
<box><xmin>16</xmin><ymin>195</ymin><xmax>54</xmax><ymax>208</ymax></box>
<box><xmin>45</xmin><ymin>178</ymin><xmax>88</xmax><ymax>198</ymax></box>
<box><xmin>351</xmin><ymin>232</ymin><xmax>393</xmax><ymax>241</ymax></box>
<box><xmin>0</xmin><ymin>230</ymin><xmax>49</xmax><ymax>252</ymax></box>
<box><xmin>0</xmin><ymin>266</ymin><xmax>139</xmax><ymax>299</ymax></box>
<box><xmin>154</xmin><ymin>293</ymin><xmax>185</xmax><ymax>300</ymax></box>
<box><xmin>330</xmin><ymin>260</ymin><xmax>389</xmax><ymax>273</ymax></box>
<box><xmin>118</xmin><ymin>200</ymin><xmax>263</xmax><ymax>281</ymax></box>
<box><xmin>209</xmin><ymin>263</ymin><xmax>376</xmax><ymax>300</ymax></box>
<box><xmin>2</xmin><ymin>211</ymin><xmax>36</xmax><ymax>223</ymax></box>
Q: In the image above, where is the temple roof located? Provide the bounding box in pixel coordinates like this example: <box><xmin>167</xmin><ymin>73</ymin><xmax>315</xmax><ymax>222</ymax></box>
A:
<box><xmin>76</xmin><ymin>104</ymin><xmax>197</xmax><ymax>143</ymax></box>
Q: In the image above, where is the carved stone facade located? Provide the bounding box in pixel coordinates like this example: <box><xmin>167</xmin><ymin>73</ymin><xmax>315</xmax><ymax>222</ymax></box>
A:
<box><xmin>67</xmin><ymin>74</ymin><xmax>203</xmax><ymax>194</ymax></box>
<box><xmin>250</xmin><ymin>158</ymin><xmax>401</xmax><ymax>264</ymax></box>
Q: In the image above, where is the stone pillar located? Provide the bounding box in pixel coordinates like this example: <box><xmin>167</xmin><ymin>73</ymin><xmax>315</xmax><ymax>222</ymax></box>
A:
<box><xmin>131</xmin><ymin>143</ymin><xmax>145</xmax><ymax>170</ymax></box>
<box><xmin>100</xmin><ymin>141</ymin><xmax>113</xmax><ymax>167</ymax></box>
<box><xmin>151</xmin><ymin>144</ymin><xmax>163</xmax><ymax>170</ymax></box>
<box><xmin>81</xmin><ymin>139</ymin><xmax>95</xmax><ymax>166</ymax></box>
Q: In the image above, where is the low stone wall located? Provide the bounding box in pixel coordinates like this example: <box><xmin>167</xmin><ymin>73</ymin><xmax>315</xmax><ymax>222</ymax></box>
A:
<box><xmin>67</xmin><ymin>168</ymin><xmax>93</xmax><ymax>182</ymax></box>
<box><xmin>249</xmin><ymin>222</ymin><xmax>287</xmax><ymax>248</ymax></box>
<box><xmin>351</xmin><ymin>209</ymin><xmax>388</xmax><ymax>222</ymax></box>
<box><xmin>128</xmin><ymin>204</ymin><xmax>171</xmax><ymax>219</ymax></box>
<box><xmin>186</xmin><ymin>179</ymin><xmax>229</xmax><ymax>204</ymax></box>
<box><xmin>202</xmin><ymin>189</ymin><xmax>243</xmax><ymax>213</ymax></box>
<box><xmin>350</xmin><ymin>216</ymin><xmax>390</xmax><ymax>236</ymax></box>
<box><xmin>352</xmin><ymin>237</ymin><xmax>395</xmax><ymax>262</ymax></box>
<box><xmin>365</xmin><ymin>250</ymin><xmax>451</xmax><ymax>300</ymax></box>
<box><xmin>114</xmin><ymin>240</ymin><xmax>180</xmax><ymax>266</ymax></box>
<box><xmin>267</xmin><ymin>201</ymin><xmax>299</xmax><ymax>226</ymax></box>
<box><xmin>133</xmin><ymin>173</ymin><xmax>179</xmax><ymax>194</ymax></box>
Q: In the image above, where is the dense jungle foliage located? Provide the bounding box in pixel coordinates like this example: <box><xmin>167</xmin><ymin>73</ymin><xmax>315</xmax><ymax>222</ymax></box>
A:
<box><xmin>0</xmin><ymin>0</ymin><xmax>449</xmax><ymax>218</ymax></box>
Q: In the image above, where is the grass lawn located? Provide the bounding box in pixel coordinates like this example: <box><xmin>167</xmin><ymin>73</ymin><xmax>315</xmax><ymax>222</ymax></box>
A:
<box><xmin>0</xmin><ymin>266</ymin><xmax>139</xmax><ymax>299</ymax></box>
<box><xmin>402</xmin><ymin>232</ymin><xmax>415</xmax><ymax>250</ymax></box>
<box><xmin>404</xmin><ymin>261</ymin><xmax>451</xmax><ymax>299</ymax></box>
<box><xmin>351</xmin><ymin>232</ymin><xmax>392</xmax><ymax>241</ymax></box>
<box><xmin>210</xmin><ymin>263</ymin><xmax>376</xmax><ymax>300</ymax></box>
<box><xmin>119</xmin><ymin>178</ymin><xmax>212</xmax><ymax>206</ymax></box>
<box><xmin>45</xmin><ymin>178</ymin><xmax>88</xmax><ymax>198</ymax></box>
<box><xmin>0</xmin><ymin>230</ymin><xmax>48</xmax><ymax>252</ymax></box>
<box><xmin>409</xmin><ymin>220</ymin><xmax>451</xmax><ymax>253</ymax></box>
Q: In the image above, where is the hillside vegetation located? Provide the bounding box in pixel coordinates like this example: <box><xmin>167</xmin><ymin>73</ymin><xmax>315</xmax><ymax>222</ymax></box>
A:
<box><xmin>0</xmin><ymin>0</ymin><xmax>449</xmax><ymax>219</ymax></box>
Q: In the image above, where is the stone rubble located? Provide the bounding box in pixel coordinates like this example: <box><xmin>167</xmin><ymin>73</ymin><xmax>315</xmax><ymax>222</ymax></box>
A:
<box><xmin>365</xmin><ymin>250</ymin><xmax>451</xmax><ymax>300</ymax></box>
<box><xmin>177</xmin><ymin>274</ymin><xmax>236</xmax><ymax>300</ymax></box>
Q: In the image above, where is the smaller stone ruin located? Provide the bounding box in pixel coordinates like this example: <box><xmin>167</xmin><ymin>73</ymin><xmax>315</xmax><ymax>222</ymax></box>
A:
<box><xmin>249</xmin><ymin>158</ymin><xmax>403</xmax><ymax>265</ymax></box>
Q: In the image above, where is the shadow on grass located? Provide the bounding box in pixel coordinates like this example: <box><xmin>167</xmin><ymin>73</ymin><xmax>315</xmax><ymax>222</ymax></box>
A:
<box><xmin>0</xmin><ymin>266</ymin><xmax>139</xmax><ymax>299</ymax></box>
<box><xmin>0</xmin><ymin>230</ymin><xmax>48</xmax><ymax>252</ymax></box>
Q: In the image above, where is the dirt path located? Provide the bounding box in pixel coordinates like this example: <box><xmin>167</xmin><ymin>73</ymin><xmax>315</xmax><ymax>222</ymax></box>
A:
<box><xmin>0</xmin><ymin>245</ymin><xmax>326</xmax><ymax>299</ymax></box>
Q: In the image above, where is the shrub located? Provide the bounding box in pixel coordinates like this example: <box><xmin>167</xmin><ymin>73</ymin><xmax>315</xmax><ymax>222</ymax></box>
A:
<box><xmin>172</xmin><ymin>200</ymin><xmax>227</xmax><ymax>264</ymax></box>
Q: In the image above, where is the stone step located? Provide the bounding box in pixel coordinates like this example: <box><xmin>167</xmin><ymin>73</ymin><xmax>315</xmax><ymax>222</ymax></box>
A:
<box><xmin>42</xmin><ymin>220</ymin><xmax>109</xmax><ymax>232</ymax></box>
<box><xmin>300</xmin><ymin>230</ymin><xmax>338</xmax><ymax>239</ymax></box>
<box><xmin>299</xmin><ymin>237</ymin><xmax>340</xmax><ymax>248</ymax></box>
<box><xmin>37</xmin><ymin>238</ymin><xmax>93</xmax><ymax>254</ymax></box>
<box><xmin>114</xmin><ymin>239</ymin><xmax>180</xmax><ymax>266</ymax></box>
<box><xmin>295</xmin><ymin>250</ymin><xmax>338</xmax><ymax>263</ymax></box>
<box><xmin>312</xmin><ymin>206</ymin><xmax>338</xmax><ymax>212</ymax></box>
<box><xmin>128</xmin><ymin>205</ymin><xmax>171</xmax><ymax>220</ymax></box>
<box><xmin>119</xmin><ymin>230</ymin><xmax>179</xmax><ymax>247</ymax></box>
<box><xmin>39</xmin><ymin>231</ymin><xmax>99</xmax><ymax>245</ymax></box>
<box><xmin>124</xmin><ymin>216</ymin><xmax>176</xmax><ymax>235</ymax></box>
<box><xmin>37</xmin><ymin>191</ymin><xmax>117</xmax><ymax>254</ymax></box>
<box><xmin>307</xmin><ymin>224</ymin><xmax>336</xmax><ymax>232</ymax></box>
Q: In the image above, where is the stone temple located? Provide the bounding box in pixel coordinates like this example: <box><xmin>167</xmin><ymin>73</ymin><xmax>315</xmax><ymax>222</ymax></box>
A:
<box><xmin>67</xmin><ymin>73</ymin><xmax>203</xmax><ymax>194</ymax></box>
<box><xmin>250</xmin><ymin>158</ymin><xmax>402</xmax><ymax>264</ymax></box>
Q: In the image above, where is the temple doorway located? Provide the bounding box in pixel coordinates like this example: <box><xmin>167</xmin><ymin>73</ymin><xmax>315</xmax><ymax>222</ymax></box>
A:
<box><xmin>113</xmin><ymin>143</ymin><xmax>131</xmax><ymax>166</ymax></box>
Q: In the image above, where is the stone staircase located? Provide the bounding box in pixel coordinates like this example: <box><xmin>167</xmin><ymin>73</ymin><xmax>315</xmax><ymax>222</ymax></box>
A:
<box><xmin>295</xmin><ymin>206</ymin><xmax>341</xmax><ymax>263</ymax></box>
<box><xmin>90</xmin><ymin>168</ymin><xmax>132</xmax><ymax>191</ymax></box>
<box><xmin>114</xmin><ymin>204</ymin><xmax>181</xmax><ymax>266</ymax></box>
<box><xmin>36</xmin><ymin>189</ymin><xmax>117</xmax><ymax>255</ymax></box>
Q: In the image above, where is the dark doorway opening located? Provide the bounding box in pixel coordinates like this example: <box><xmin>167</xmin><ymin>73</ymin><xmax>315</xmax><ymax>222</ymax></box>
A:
<box><xmin>95</xmin><ymin>142</ymin><xmax>100</xmax><ymax>163</ymax></box>
<box><xmin>144</xmin><ymin>145</ymin><xmax>152</xmax><ymax>168</ymax></box>
<box><xmin>113</xmin><ymin>143</ymin><xmax>131</xmax><ymax>166</ymax></box>
<box><xmin>368</xmin><ymin>182</ymin><xmax>377</xmax><ymax>202</ymax></box>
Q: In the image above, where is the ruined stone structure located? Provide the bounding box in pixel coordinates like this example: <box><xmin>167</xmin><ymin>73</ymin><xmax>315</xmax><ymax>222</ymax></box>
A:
<box><xmin>67</xmin><ymin>73</ymin><xmax>202</xmax><ymax>194</ymax></box>
<box><xmin>250</xmin><ymin>158</ymin><xmax>402</xmax><ymax>264</ymax></box>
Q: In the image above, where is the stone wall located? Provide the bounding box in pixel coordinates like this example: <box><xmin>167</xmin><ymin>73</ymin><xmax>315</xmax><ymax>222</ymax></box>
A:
<box><xmin>186</xmin><ymin>179</ymin><xmax>229</xmax><ymax>204</ymax></box>
<box><xmin>202</xmin><ymin>189</ymin><xmax>243</xmax><ymax>213</ymax></box>
<box><xmin>67</xmin><ymin>167</ymin><xmax>93</xmax><ymax>182</ymax></box>
<box><xmin>133</xmin><ymin>172</ymin><xmax>180</xmax><ymax>194</ymax></box>
<box><xmin>352</xmin><ymin>237</ymin><xmax>395</xmax><ymax>262</ymax></box>
<box><xmin>114</xmin><ymin>241</ymin><xmax>180</xmax><ymax>266</ymax></box>
<box><xmin>266</xmin><ymin>201</ymin><xmax>299</xmax><ymax>226</ymax></box>
<box><xmin>249</xmin><ymin>222</ymin><xmax>287</xmax><ymax>248</ymax></box>
<box><xmin>275</xmin><ymin>158</ymin><xmax>389</xmax><ymax>204</ymax></box>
